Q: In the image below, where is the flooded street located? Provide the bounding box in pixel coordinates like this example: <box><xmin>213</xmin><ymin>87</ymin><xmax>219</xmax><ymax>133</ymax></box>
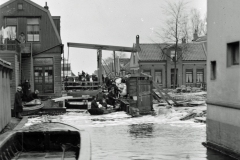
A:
<box><xmin>26</xmin><ymin>110</ymin><xmax>234</xmax><ymax>160</ymax></box>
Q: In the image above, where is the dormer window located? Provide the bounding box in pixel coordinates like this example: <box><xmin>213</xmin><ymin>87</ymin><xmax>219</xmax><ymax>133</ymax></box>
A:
<box><xmin>170</xmin><ymin>50</ymin><xmax>177</xmax><ymax>61</ymax></box>
<box><xmin>18</xmin><ymin>3</ymin><xmax>23</xmax><ymax>10</ymax></box>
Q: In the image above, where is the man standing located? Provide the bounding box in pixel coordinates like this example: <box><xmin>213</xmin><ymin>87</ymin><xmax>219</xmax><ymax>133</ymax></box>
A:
<box><xmin>107</xmin><ymin>87</ymin><xmax>117</xmax><ymax>107</ymax></box>
<box><xmin>14</xmin><ymin>86</ymin><xmax>23</xmax><ymax>119</ymax></box>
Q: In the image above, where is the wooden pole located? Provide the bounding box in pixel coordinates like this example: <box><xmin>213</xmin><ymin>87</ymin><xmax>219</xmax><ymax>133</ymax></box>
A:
<box><xmin>20</xmin><ymin>50</ymin><xmax>22</xmax><ymax>85</ymax></box>
<box><xmin>98</xmin><ymin>50</ymin><xmax>102</xmax><ymax>85</ymax></box>
<box><xmin>113</xmin><ymin>51</ymin><xmax>116</xmax><ymax>76</ymax></box>
<box><xmin>30</xmin><ymin>43</ymin><xmax>34</xmax><ymax>92</ymax></box>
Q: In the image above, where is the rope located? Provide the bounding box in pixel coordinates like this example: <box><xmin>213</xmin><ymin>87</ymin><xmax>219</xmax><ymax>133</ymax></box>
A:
<box><xmin>67</xmin><ymin>46</ymin><xmax>70</xmax><ymax>77</ymax></box>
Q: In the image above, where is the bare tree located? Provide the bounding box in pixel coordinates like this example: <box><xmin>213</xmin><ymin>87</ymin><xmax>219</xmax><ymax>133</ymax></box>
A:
<box><xmin>191</xmin><ymin>8</ymin><xmax>207</xmax><ymax>37</ymax></box>
<box><xmin>160</xmin><ymin>0</ymin><xmax>189</xmax><ymax>88</ymax></box>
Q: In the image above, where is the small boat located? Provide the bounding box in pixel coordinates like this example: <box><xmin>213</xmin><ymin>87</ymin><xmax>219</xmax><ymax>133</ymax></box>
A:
<box><xmin>0</xmin><ymin>122</ymin><xmax>91</xmax><ymax>160</ymax></box>
<box><xmin>88</xmin><ymin>107</ymin><xmax>118</xmax><ymax>115</ymax></box>
<box><xmin>65</xmin><ymin>97</ymin><xmax>92</xmax><ymax>109</ymax></box>
<box><xmin>22</xmin><ymin>99</ymin><xmax>44</xmax><ymax>116</ymax></box>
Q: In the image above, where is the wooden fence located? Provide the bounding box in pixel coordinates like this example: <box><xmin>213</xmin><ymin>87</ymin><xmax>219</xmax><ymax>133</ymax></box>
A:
<box><xmin>0</xmin><ymin>58</ymin><xmax>12</xmax><ymax>132</ymax></box>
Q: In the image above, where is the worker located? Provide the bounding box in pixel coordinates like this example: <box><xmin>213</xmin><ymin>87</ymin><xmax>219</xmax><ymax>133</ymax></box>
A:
<box><xmin>107</xmin><ymin>87</ymin><xmax>117</xmax><ymax>107</ymax></box>
<box><xmin>91</xmin><ymin>96</ymin><xmax>99</xmax><ymax>109</ymax></box>
<box><xmin>22</xmin><ymin>79</ymin><xmax>31</xmax><ymax>101</ymax></box>
<box><xmin>27</xmin><ymin>90</ymin><xmax>39</xmax><ymax>102</ymax></box>
<box><xmin>96</xmin><ymin>86</ymin><xmax>106</xmax><ymax>104</ymax></box>
<box><xmin>14</xmin><ymin>86</ymin><xmax>23</xmax><ymax>119</ymax></box>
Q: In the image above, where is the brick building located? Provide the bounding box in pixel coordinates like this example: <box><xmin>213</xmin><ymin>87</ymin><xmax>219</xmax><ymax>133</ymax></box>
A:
<box><xmin>130</xmin><ymin>41</ymin><xmax>207</xmax><ymax>88</ymax></box>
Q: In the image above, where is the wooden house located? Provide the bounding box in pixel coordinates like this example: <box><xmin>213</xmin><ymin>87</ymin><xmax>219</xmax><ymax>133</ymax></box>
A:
<box><xmin>0</xmin><ymin>0</ymin><xmax>63</xmax><ymax>107</ymax></box>
<box><xmin>0</xmin><ymin>58</ymin><xmax>12</xmax><ymax>131</ymax></box>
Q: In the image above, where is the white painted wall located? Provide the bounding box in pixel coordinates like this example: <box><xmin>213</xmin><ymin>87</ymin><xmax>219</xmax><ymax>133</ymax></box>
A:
<box><xmin>207</xmin><ymin>0</ymin><xmax>240</xmax><ymax>106</ymax></box>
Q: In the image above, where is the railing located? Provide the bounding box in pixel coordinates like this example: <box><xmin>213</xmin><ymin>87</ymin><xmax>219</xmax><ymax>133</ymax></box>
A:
<box><xmin>0</xmin><ymin>43</ymin><xmax>31</xmax><ymax>53</ymax></box>
<box><xmin>0</xmin><ymin>44</ymin><xmax>18</xmax><ymax>51</ymax></box>
<box><xmin>63</xmin><ymin>81</ymin><xmax>100</xmax><ymax>90</ymax></box>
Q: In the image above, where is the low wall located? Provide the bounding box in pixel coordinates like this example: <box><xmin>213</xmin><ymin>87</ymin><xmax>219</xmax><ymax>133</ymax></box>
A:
<box><xmin>0</xmin><ymin>58</ymin><xmax>12</xmax><ymax>132</ymax></box>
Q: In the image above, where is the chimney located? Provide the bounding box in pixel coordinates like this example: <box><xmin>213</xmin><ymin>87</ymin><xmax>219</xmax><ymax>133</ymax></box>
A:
<box><xmin>182</xmin><ymin>37</ymin><xmax>186</xmax><ymax>44</ymax></box>
<box><xmin>193</xmin><ymin>29</ymin><xmax>198</xmax><ymax>41</ymax></box>
<box><xmin>136</xmin><ymin>35</ymin><xmax>139</xmax><ymax>47</ymax></box>
<box><xmin>44</xmin><ymin>2</ymin><xmax>49</xmax><ymax>10</ymax></box>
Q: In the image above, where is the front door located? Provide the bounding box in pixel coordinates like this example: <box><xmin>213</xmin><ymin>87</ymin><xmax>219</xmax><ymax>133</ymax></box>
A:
<box><xmin>34</xmin><ymin>66</ymin><xmax>54</xmax><ymax>93</ymax></box>
<box><xmin>171</xmin><ymin>69</ymin><xmax>178</xmax><ymax>88</ymax></box>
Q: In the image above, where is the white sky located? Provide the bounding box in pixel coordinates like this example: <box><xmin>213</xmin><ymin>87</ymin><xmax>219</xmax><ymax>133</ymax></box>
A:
<box><xmin>1</xmin><ymin>0</ymin><xmax>206</xmax><ymax>75</ymax></box>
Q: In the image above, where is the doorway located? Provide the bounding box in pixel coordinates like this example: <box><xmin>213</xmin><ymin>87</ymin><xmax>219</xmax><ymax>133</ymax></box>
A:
<box><xmin>171</xmin><ymin>69</ymin><xmax>178</xmax><ymax>88</ymax></box>
<box><xmin>34</xmin><ymin>66</ymin><xmax>54</xmax><ymax>93</ymax></box>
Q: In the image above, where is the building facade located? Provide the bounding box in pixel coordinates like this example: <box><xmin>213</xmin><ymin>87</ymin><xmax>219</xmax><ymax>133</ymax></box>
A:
<box><xmin>0</xmin><ymin>0</ymin><xmax>63</xmax><ymax>107</ymax></box>
<box><xmin>130</xmin><ymin>42</ymin><xmax>207</xmax><ymax>88</ymax></box>
<box><xmin>207</xmin><ymin>0</ymin><xmax>240</xmax><ymax>155</ymax></box>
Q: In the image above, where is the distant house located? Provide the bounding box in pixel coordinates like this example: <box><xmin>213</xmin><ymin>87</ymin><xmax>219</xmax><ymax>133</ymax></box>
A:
<box><xmin>130</xmin><ymin>40</ymin><xmax>207</xmax><ymax>88</ymax></box>
<box><xmin>117</xmin><ymin>58</ymin><xmax>130</xmax><ymax>77</ymax></box>
<box><xmin>0</xmin><ymin>0</ymin><xmax>63</xmax><ymax>107</ymax></box>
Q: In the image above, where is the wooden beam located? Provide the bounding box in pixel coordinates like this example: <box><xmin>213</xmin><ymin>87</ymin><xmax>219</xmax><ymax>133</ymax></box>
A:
<box><xmin>67</xmin><ymin>42</ymin><xmax>137</xmax><ymax>52</ymax></box>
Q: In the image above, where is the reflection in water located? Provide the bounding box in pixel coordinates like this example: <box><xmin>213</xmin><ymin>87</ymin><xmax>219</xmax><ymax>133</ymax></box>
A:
<box><xmin>25</xmin><ymin>112</ymin><xmax>236</xmax><ymax>160</ymax></box>
<box><xmin>128</xmin><ymin>123</ymin><xmax>154</xmax><ymax>138</ymax></box>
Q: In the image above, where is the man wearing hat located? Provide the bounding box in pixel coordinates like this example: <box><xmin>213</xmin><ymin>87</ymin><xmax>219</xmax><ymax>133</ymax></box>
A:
<box><xmin>14</xmin><ymin>86</ymin><xmax>23</xmax><ymax>119</ymax></box>
<box><xmin>27</xmin><ymin>90</ymin><xmax>39</xmax><ymax>102</ymax></box>
<box><xmin>96</xmin><ymin>86</ymin><xmax>106</xmax><ymax>104</ymax></box>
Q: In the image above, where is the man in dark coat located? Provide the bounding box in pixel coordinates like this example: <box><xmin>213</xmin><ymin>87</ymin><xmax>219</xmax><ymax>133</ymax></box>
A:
<box><xmin>107</xmin><ymin>87</ymin><xmax>117</xmax><ymax>107</ymax></box>
<box><xmin>91</xmin><ymin>96</ymin><xmax>99</xmax><ymax>109</ymax></box>
<box><xmin>27</xmin><ymin>90</ymin><xmax>39</xmax><ymax>102</ymax></box>
<box><xmin>14</xmin><ymin>86</ymin><xmax>23</xmax><ymax>119</ymax></box>
<box><xmin>22</xmin><ymin>79</ymin><xmax>30</xmax><ymax>101</ymax></box>
<box><xmin>96</xmin><ymin>87</ymin><xmax>106</xmax><ymax>104</ymax></box>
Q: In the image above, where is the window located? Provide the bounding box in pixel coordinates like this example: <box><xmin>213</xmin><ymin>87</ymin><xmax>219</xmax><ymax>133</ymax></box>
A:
<box><xmin>197</xmin><ymin>69</ymin><xmax>204</xmax><ymax>83</ymax></box>
<box><xmin>186</xmin><ymin>69</ymin><xmax>193</xmax><ymax>83</ymax></box>
<box><xmin>27</xmin><ymin>18</ymin><xmax>40</xmax><ymax>42</ymax></box>
<box><xmin>18</xmin><ymin>3</ymin><xmax>23</xmax><ymax>10</ymax></box>
<box><xmin>4</xmin><ymin>18</ymin><xmax>17</xmax><ymax>50</ymax></box>
<box><xmin>5</xmin><ymin>18</ymin><xmax>17</xmax><ymax>40</ymax></box>
<box><xmin>155</xmin><ymin>70</ymin><xmax>162</xmax><ymax>84</ymax></box>
<box><xmin>170</xmin><ymin>50</ymin><xmax>177</xmax><ymax>61</ymax></box>
<box><xmin>227</xmin><ymin>41</ymin><xmax>239</xmax><ymax>66</ymax></box>
<box><xmin>211</xmin><ymin>61</ymin><xmax>216</xmax><ymax>80</ymax></box>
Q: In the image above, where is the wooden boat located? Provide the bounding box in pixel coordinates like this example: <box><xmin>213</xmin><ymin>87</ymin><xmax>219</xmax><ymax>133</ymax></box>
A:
<box><xmin>88</xmin><ymin>107</ymin><xmax>119</xmax><ymax>115</ymax></box>
<box><xmin>0</xmin><ymin>122</ymin><xmax>91</xmax><ymax>160</ymax></box>
<box><xmin>65</xmin><ymin>97</ymin><xmax>92</xmax><ymax>109</ymax></box>
<box><xmin>22</xmin><ymin>99</ymin><xmax>44</xmax><ymax>116</ymax></box>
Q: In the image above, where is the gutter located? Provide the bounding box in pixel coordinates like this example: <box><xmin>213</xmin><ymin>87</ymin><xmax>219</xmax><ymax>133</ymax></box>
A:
<box><xmin>33</xmin><ymin>44</ymin><xmax>64</xmax><ymax>56</ymax></box>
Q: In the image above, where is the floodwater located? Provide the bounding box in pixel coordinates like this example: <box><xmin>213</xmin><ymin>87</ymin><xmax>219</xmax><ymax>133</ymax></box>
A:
<box><xmin>26</xmin><ymin>108</ymin><xmax>235</xmax><ymax>160</ymax></box>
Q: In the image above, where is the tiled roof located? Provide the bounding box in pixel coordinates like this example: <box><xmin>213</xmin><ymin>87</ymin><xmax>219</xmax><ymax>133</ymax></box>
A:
<box><xmin>138</xmin><ymin>43</ymin><xmax>206</xmax><ymax>61</ymax></box>
<box><xmin>138</xmin><ymin>44</ymin><xmax>168</xmax><ymax>61</ymax></box>
<box><xmin>181</xmin><ymin>43</ymin><xmax>206</xmax><ymax>61</ymax></box>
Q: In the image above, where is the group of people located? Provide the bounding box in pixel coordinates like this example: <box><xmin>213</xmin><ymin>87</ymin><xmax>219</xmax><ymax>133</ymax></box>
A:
<box><xmin>90</xmin><ymin>75</ymin><xmax>131</xmax><ymax>111</ymax></box>
<box><xmin>14</xmin><ymin>80</ymin><xmax>39</xmax><ymax>119</ymax></box>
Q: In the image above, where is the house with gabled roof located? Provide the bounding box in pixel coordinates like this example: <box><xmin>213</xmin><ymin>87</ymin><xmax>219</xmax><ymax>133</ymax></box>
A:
<box><xmin>0</xmin><ymin>0</ymin><xmax>63</xmax><ymax>107</ymax></box>
<box><xmin>130</xmin><ymin>38</ymin><xmax>207</xmax><ymax>88</ymax></box>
